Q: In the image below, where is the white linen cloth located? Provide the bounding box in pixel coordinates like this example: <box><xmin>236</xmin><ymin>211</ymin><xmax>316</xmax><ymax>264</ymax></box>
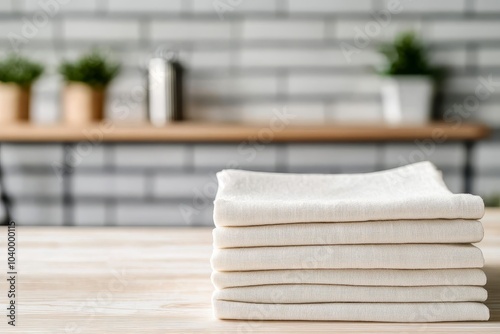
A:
<box><xmin>211</xmin><ymin>268</ymin><xmax>487</xmax><ymax>289</ymax></box>
<box><xmin>213</xmin><ymin>300</ymin><xmax>490</xmax><ymax>322</ymax></box>
<box><xmin>211</xmin><ymin>244</ymin><xmax>484</xmax><ymax>271</ymax></box>
<box><xmin>214</xmin><ymin>285</ymin><xmax>487</xmax><ymax>303</ymax></box>
<box><xmin>213</xmin><ymin>220</ymin><xmax>484</xmax><ymax>248</ymax></box>
<box><xmin>213</xmin><ymin>162</ymin><xmax>484</xmax><ymax>227</ymax></box>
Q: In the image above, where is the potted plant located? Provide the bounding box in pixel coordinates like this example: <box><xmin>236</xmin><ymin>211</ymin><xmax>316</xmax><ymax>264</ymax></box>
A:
<box><xmin>378</xmin><ymin>31</ymin><xmax>441</xmax><ymax>125</ymax></box>
<box><xmin>59</xmin><ymin>51</ymin><xmax>120</xmax><ymax>125</ymax></box>
<box><xmin>0</xmin><ymin>55</ymin><xmax>43</xmax><ymax>124</ymax></box>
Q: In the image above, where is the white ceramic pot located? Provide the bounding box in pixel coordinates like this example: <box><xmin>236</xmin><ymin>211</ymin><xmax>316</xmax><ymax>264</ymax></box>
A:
<box><xmin>380</xmin><ymin>76</ymin><xmax>434</xmax><ymax>125</ymax></box>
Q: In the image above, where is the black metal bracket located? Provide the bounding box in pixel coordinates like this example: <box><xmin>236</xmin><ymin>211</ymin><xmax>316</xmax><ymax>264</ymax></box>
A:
<box><xmin>463</xmin><ymin>140</ymin><xmax>475</xmax><ymax>194</ymax></box>
<box><xmin>0</xmin><ymin>143</ymin><xmax>13</xmax><ymax>226</ymax></box>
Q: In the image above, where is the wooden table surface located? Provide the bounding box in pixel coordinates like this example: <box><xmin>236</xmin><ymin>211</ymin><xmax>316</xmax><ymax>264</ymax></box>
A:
<box><xmin>0</xmin><ymin>122</ymin><xmax>489</xmax><ymax>142</ymax></box>
<box><xmin>1</xmin><ymin>210</ymin><xmax>499</xmax><ymax>333</ymax></box>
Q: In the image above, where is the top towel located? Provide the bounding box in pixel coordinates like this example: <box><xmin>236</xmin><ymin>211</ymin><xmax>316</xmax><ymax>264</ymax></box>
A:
<box><xmin>213</xmin><ymin>161</ymin><xmax>484</xmax><ymax>226</ymax></box>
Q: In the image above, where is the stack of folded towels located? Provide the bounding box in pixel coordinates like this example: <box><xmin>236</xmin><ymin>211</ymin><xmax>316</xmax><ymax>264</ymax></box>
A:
<box><xmin>210</xmin><ymin>161</ymin><xmax>490</xmax><ymax>322</ymax></box>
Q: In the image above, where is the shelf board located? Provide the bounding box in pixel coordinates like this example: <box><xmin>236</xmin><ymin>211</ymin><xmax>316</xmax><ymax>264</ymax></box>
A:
<box><xmin>0</xmin><ymin>122</ymin><xmax>490</xmax><ymax>142</ymax></box>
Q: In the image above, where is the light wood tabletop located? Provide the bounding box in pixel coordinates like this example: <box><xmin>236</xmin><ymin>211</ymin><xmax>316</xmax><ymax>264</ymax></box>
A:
<box><xmin>1</xmin><ymin>210</ymin><xmax>500</xmax><ymax>333</ymax></box>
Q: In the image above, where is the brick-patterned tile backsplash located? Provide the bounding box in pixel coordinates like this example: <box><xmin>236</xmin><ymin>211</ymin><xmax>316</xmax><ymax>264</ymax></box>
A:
<box><xmin>1</xmin><ymin>144</ymin><xmax>63</xmax><ymax>167</ymax></box>
<box><xmin>0</xmin><ymin>142</ymin><xmax>497</xmax><ymax>226</ymax></box>
<box><xmin>0</xmin><ymin>0</ymin><xmax>499</xmax><ymax>125</ymax></box>
<box><xmin>108</xmin><ymin>0</ymin><xmax>182</xmax><ymax>13</ymax></box>
<box><xmin>4</xmin><ymin>174</ymin><xmax>63</xmax><ymax>197</ymax></box>
<box><xmin>285</xmin><ymin>144</ymin><xmax>379</xmax><ymax>172</ymax></box>
<box><xmin>11</xmin><ymin>202</ymin><xmax>64</xmax><ymax>226</ymax></box>
<box><xmin>382</xmin><ymin>144</ymin><xmax>466</xmax><ymax>169</ymax></box>
<box><xmin>474</xmin><ymin>0</ymin><xmax>500</xmax><ymax>12</ymax></box>
<box><xmin>74</xmin><ymin>203</ymin><xmax>107</xmax><ymax>226</ymax></box>
<box><xmin>288</xmin><ymin>0</ymin><xmax>372</xmax><ymax>13</ymax></box>
<box><xmin>64</xmin><ymin>19</ymin><xmax>141</xmax><ymax>41</ymax></box>
<box><xmin>114</xmin><ymin>144</ymin><xmax>188</xmax><ymax>169</ymax></box>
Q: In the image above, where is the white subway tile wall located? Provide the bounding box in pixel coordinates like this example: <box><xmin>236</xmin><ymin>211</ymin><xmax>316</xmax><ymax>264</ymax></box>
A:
<box><xmin>188</xmin><ymin>50</ymin><xmax>234</xmax><ymax>68</ymax></box>
<box><xmin>150</xmin><ymin>21</ymin><xmax>233</xmax><ymax>41</ymax></box>
<box><xmin>478</xmin><ymin>49</ymin><xmax>500</xmax><ymax>67</ymax></box>
<box><xmin>0</xmin><ymin>0</ymin><xmax>499</xmax><ymax>225</ymax></box>
<box><xmin>239</xmin><ymin>48</ymin><xmax>381</xmax><ymax>68</ymax></box>
<box><xmin>474</xmin><ymin>0</ymin><xmax>500</xmax><ymax>12</ymax></box>
<box><xmin>1</xmin><ymin>0</ymin><xmax>498</xmax><ymax>124</ymax></box>
<box><xmin>334</xmin><ymin>20</ymin><xmax>424</xmax><ymax>42</ymax></box>
<box><xmin>325</xmin><ymin>102</ymin><xmax>382</xmax><ymax>122</ymax></box>
<box><xmin>72</xmin><ymin>173</ymin><xmax>147</xmax><ymax>198</ymax></box>
<box><xmin>0</xmin><ymin>19</ymin><xmax>55</xmax><ymax>41</ymax></box>
<box><xmin>431</xmin><ymin>49</ymin><xmax>468</xmax><ymax>68</ymax></box>
<box><xmin>114</xmin><ymin>144</ymin><xmax>187</xmax><ymax>169</ymax></box>
<box><xmin>11</xmin><ymin>203</ymin><xmax>64</xmax><ymax>226</ymax></box>
<box><xmin>30</xmin><ymin>95</ymin><xmax>60</xmax><ymax>124</ymax></box>
<box><xmin>442</xmin><ymin>172</ymin><xmax>464</xmax><ymax>194</ymax></box>
<box><xmin>152</xmin><ymin>174</ymin><xmax>217</xmax><ymax>198</ymax></box>
<box><xmin>425</xmin><ymin>20</ymin><xmax>500</xmax><ymax>41</ymax></box>
<box><xmin>0</xmin><ymin>142</ymin><xmax>497</xmax><ymax>226</ymax></box>
<box><xmin>1</xmin><ymin>144</ymin><xmax>63</xmax><ymax>166</ymax></box>
<box><xmin>472</xmin><ymin>141</ymin><xmax>500</xmax><ymax>172</ymax></box>
<box><xmin>288</xmin><ymin>74</ymin><xmax>380</xmax><ymax>95</ymax></box>
<box><xmin>115</xmin><ymin>203</ymin><xmax>188</xmax><ymax>226</ymax></box>
<box><xmin>193</xmin><ymin>0</ymin><xmax>277</xmax><ymax>13</ymax></box>
<box><xmin>71</xmin><ymin>145</ymin><xmax>107</xmax><ymax>168</ymax></box>
<box><xmin>4</xmin><ymin>174</ymin><xmax>63</xmax><ymax>197</ymax></box>
<box><xmin>384</xmin><ymin>0</ymin><xmax>467</xmax><ymax>13</ymax></box>
<box><xmin>74</xmin><ymin>203</ymin><xmax>107</xmax><ymax>226</ymax></box>
<box><xmin>192</xmin><ymin>144</ymin><xmax>279</xmax><ymax>171</ymax></box>
<box><xmin>286</xmin><ymin>144</ymin><xmax>379</xmax><ymax>172</ymax></box>
<box><xmin>288</xmin><ymin>0</ymin><xmax>372</xmax><ymax>13</ymax></box>
<box><xmin>23</xmin><ymin>0</ymin><xmax>99</xmax><ymax>12</ymax></box>
<box><xmin>242</xmin><ymin>20</ymin><xmax>325</xmax><ymax>40</ymax></box>
<box><xmin>0</xmin><ymin>1</ymin><xmax>12</xmax><ymax>11</ymax></box>
<box><xmin>382</xmin><ymin>144</ymin><xmax>466</xmax><ymax>169</ymax></box>
<box><xmin>474</xmin><ymin>176</ymin><xmax>500</xmax><ymax>197</ymax></box>
<box><xmin>188</xmin><ymin>75</ymin><xmax>279</xmax><ymax>98</ymax></box>
<box><xmin>107</xmin><ymin>0</ymin><xmax>182</xmax><ymax>13</ymax></box>
<box><xmin>63</xmin><ymin>19</ymin><xmax>141</xmax><ymax>41</ymax></box>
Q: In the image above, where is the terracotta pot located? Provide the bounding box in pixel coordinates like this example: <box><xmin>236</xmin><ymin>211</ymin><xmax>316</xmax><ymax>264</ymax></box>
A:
<box><xmin>0</xmin><ymin>82</ymin><xmax>30</xmax><ymax>123</ymax></box>
<box><xmin>62</xmin><ymin>82</ymin><xmax>105</xmax><ymax>125</ymax></box>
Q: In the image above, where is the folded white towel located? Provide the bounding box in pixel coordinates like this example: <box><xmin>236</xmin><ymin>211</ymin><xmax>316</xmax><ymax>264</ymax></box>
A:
<box><xmin>211</xmin><ymin>244</ymin><xmax>484</xmax><ymax>271</ymax></box>
<box><xmin>213</xmin><ymin>300</ymin><xmax>490</xmax><ymax>322</ymax></box>
<box><xmin>213</xmin><ymin>162</ymin><xmax>484</xmax><ymax>226</ymax></box>
<box><xmin>214</xmin><ymin>285</ymin><xmax>487</xmax><ymax>303</ymax></box>
<box><xmin>213</xmin><ymin>220</ymin><xmax>484</xmax><ymax>248</ymax></box>
<box><xmin>211</xmin><ymin>268</ymin><xmax>487</xmax><ymax>289</ymax></box>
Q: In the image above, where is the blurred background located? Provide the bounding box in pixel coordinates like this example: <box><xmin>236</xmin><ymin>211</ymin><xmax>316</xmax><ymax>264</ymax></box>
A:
<box><xmin>0</xmin><ymin>0</ymin><xmax>499</xmax><ymax>226</ymax></box>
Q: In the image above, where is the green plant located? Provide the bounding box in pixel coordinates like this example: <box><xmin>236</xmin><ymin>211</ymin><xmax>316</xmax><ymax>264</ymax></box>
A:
<box><xmin>0</xmin><ymin>55</ymin><xmax>44</xmax><ymax>86</ymax></box>
<box><xmin>378</xmin><ymin>31</ymin><xmax>439</xmax><ymax>77</ymax></box>
<box><xmin>59</xmin><ymin>50</ymin><xmax>120</xmax><ymax>87</ymax></box>
<box><xmin>484</xmin><ymin>195</ymin><xmax>500</xmax><ymax>207</ymax></box>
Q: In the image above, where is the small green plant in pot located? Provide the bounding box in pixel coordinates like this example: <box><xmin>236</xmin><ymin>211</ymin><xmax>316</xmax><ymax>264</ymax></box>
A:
<box><xmin>378</xmin><ymin>31</ymin><xmax>440</xmax><ymax>125</ymax></box>
<box><xmin>0</xmin><ymin>55</ymin><xmax>43</xmax><ymax>123</ymax></box>
<box><xmin>59</xmin><ymin>50</ymin><xmax>120</xmax><ymax>125</ymax></box>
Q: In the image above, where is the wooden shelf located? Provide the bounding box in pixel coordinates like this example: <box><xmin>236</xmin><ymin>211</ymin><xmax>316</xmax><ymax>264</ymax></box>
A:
<box><xmin>0</xmin><ymin>122</ymin><xmax>490</xmax><ymax>142</ymax></box>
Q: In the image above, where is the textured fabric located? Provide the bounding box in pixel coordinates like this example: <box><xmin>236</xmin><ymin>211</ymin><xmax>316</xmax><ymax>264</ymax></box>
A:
<box><xmin>213</xmin><ymin>220</ymin><xmax>484</xmax><ymax>248</ymax></box>
<box><xmin>211</xmin><ymin>244</ymin><xmax>484</xmax><ymax>271</ymax></box>
<box><xmin>213</xmin><ymin>162</ymin><xmax>484</xmax><ymax>227</ymax></box>
<box><xmin>211</xmin><ymin>268</ymin><xmax>487</xmax><ymax>289</ymax></box>
<box><xmin>214</xmin><ymin>285</ymin><xmax>487</xmax><ymax>303</ymax></box>
<box><xmin>213</xmin><ymin>300</ymin><xmax>490</xmax><ymax>322</ymax></box>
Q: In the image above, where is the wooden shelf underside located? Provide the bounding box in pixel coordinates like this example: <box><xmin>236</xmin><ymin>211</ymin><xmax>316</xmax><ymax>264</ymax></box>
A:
<box><xmin>0</xmin><ymin>122</ymin><xmax>490</xmax><ymax>142</ymax></box>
